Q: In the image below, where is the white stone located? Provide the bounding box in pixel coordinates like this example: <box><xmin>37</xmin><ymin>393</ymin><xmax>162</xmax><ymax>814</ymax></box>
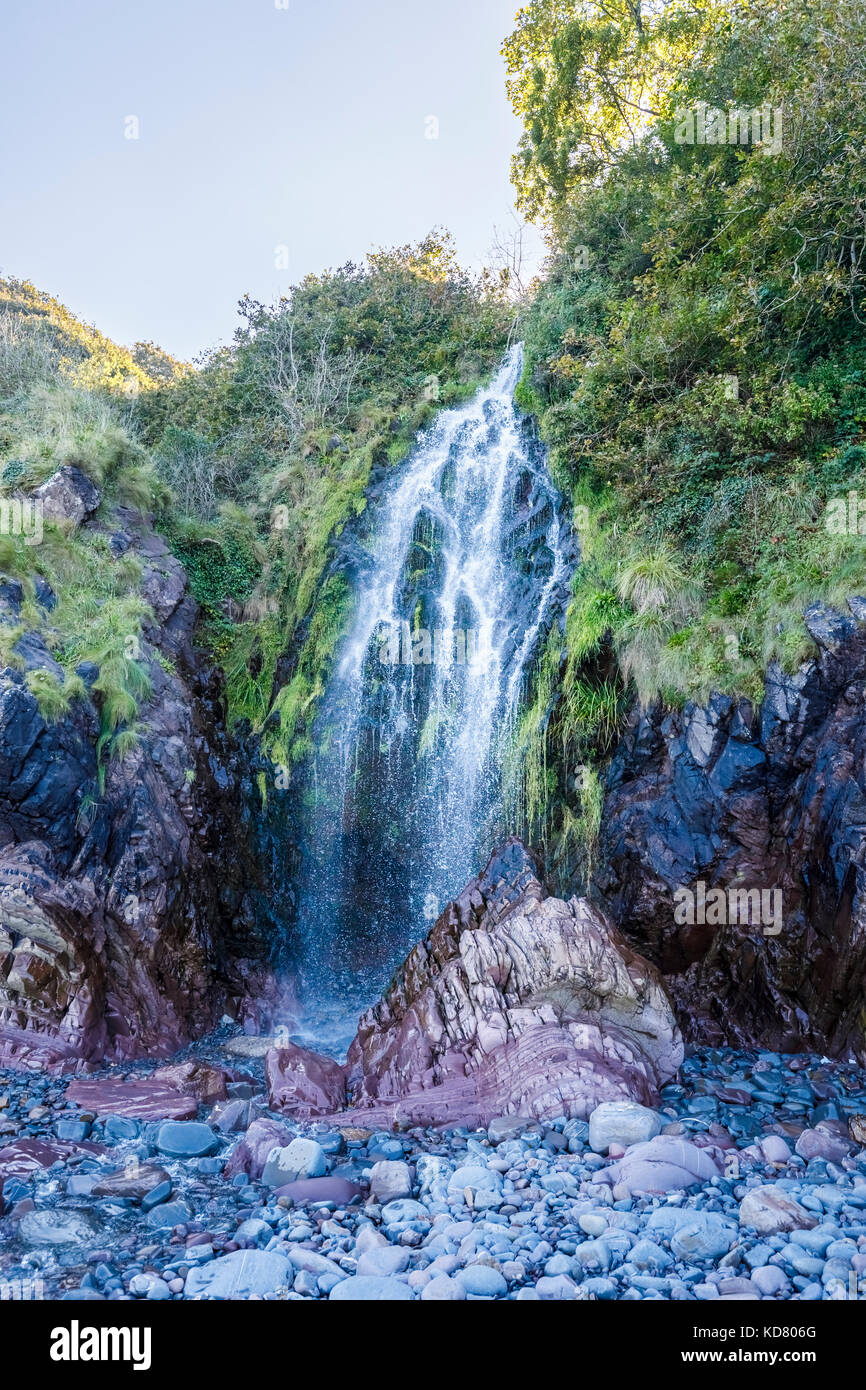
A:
<box><xmin>589</xmin><ymin>1101</ymin><xmax>661</xmax><ymax>1153</ymax></box>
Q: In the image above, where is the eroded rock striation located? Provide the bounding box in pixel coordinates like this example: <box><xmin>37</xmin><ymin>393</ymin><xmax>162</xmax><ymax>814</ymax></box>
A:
<box><xmin>314</xmin><ymin>839</ymin><xmax>684</xmax><ymax>1128</ymax></box>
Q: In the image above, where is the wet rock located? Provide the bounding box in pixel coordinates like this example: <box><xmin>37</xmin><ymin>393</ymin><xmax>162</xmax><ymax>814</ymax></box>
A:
<box><xmin>598</xmin><ymin>614</ymin><xmax>866</xmax><ymax>1056</ymax></box>
<box><xmin>150</xmin><ymin>1061</ymin><xmax>229</xmax><ymax>1103</ymax></box>
<box><xmin>66</xmin><ymin>1080</ymin><xmax>199</xmax><ymax>1121</ymax></box>
<box><xmin>19</xmin><ymin>1209</ymin><xmax>95</xmax><ymax>1246</ymax></box>
<box><xmin>155</xmin><ymin>1122</ymin><xmax>219</xmax><ymax>1159</ymax></box>
<box><xmin>803</xmin><ymin>602</ymin><xmax>858</xmax><ymax>654</ymax></box>
<box><xmin>0</xmin><ymin>1137</ymin><xmax>104</xmax><ymax>1180</ymax></box>
<box><xmin>343</xmin><ymin>840</ymin><xmax>682</xmax><ymax>1127</ymax></box>
<box><xmin>265</xmin><ymin>1043</ymin><xmax>346</xmax><ymax>1117</ymax></box>
<box><xmin>0</xmin><ymin>500</ymin><xmax>273</xmax><ymax>1072</ymax></box>
<box><xmin>144</xmin><ymin>1199</ymin><xmax>192</xmax><ymax>1229</ymax></box>
<box><xmin>92</xmin><ymin>1165</ymin><xmax>171</xmax><ymax>1201</ymax></box>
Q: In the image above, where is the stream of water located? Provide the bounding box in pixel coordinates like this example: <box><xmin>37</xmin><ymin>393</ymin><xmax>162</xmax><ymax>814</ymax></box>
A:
<box><xmin>288</xmin><ymin>343</ymin><xmax>570</xmax><ymax>1052</ymax></box>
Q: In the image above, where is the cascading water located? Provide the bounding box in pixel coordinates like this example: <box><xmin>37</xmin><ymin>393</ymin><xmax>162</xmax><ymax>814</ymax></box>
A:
<box><xmin>288</xmin><ymin>343</ymin><xmax>571</xmax><ymax>1052</ymax></box>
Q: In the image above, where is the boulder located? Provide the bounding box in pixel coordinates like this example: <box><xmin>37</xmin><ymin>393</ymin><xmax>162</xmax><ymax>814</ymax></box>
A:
<box><xmin>738</xmin><ymin>1185</ymin><xmax>818</xmax><ymax>1234</ymax></box>
<box><xmin>150</xmin><ymin>1061</ymin><xmax>229</xmax><ymax>1103</ymax></box>
<box><xmin>65</xmin><ymin>1079</ymin><xmax>199</xmax><ymax>1121</ymax></box>
<box><xmin>261</xmin><ymin>1138</ymin><xmax>327</xmax><ymax>1187</ymax></box>
<box><xmin>265</xmin><ymin>1042</ymin><xmax>346</xmax><ymax>1116</ymax></box>
<box><xmin>589</xmin><ymin>1101</ymin><xmax>661</xmax><ymax>1154</ymax></box>
<box><xmin>223</xmin><ymin>1119</ymin><xmax>294</xmax><ymax>1180</ymax></box>
<box><xmin>341</xmin><ymin>840</ymin><xmax>682</xmax><ymax>1128</ymax></box>
<box><xmin>795</xmin><ymin>1127</ymin><xmax>853</xmax><ymax>1163</ymax></box>
<box><xmin>185</xmin><ymin>1250</ymin><xmax>291</xmax><ymax>1300</ymax></box>
<box><xmin>272</xmin><ymin>1176</ymin><xmax>362</xmax><ymax>1205</ymax></box>
<box><xmin>598</xmin><ymin>1136</ymin><xmax>722</xmax><ymax>1194</ymax></box>
<box><xmin>34</xmin><ymin>466</ymin><xmax>100</xmax><ymax>527</ymax></box>
<box><xmin>155</xmin><ymin>1121</ymin><xmax>219</xmax><ymax>1159</ymax></box>
<box><xmin>92</xmin><ymin>1164</ymin><xmax>171</xmax><ymax>1201</ymax></box>
<box><xmin>368</xmin><ymin>1160</ymin><xmax>412</xmax><ymax>1203</ymax></box>
<box><xmin>329</xmin><ymin>1276</ymin><xmax>413</xmax><ymax>1301</ymax></box>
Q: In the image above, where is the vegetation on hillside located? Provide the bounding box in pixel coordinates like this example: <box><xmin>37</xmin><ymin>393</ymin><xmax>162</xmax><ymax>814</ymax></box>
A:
<box><xmin>137</xmin><ymin>232</ymin><xmax>510</xmax><ymax>766</ymax></box>
<box><xmin>0</xmin><ymin>278</ymin><xmax>174</xmax><ymax>774</ymax></box>
<box><xmin>503</xmin><ymin>0</ymin><xmax>866</xmax><ymax>880</ymax></box>
<box><xmin>0</xmin><ymin>240</ymin><xmax>511</xmax><ymax>777</ymax></box>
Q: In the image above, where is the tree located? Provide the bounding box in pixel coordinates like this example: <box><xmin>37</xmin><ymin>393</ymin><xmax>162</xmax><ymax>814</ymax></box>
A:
<box><xmin>502</xmin><ymin>0</ymin><xmax>723</xmax><ymax>223</ymax></box>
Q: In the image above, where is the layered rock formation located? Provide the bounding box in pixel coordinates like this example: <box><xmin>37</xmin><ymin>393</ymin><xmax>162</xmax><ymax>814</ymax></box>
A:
<box><xmin>267</xmin><ymin>840</ymin><xmax>682</xmax><ymax>1127</ymax></box>
<box><xmin>0</xmin><ymin>481</ymin><xmax>273</xmax><ymax>1070</ymax></box>
<box><xmin>597</xmin><ymin>600</ymin><xmax>866</xmax><ymax>1057</ymax></box>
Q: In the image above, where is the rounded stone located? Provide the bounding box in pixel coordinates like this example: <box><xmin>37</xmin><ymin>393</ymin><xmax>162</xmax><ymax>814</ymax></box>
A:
<box><xmin>421</xmin><ymin>1275</ymin><xmax>466</xmax><ymax>1301</ymax></box>
<box><xmin>455</xmin><ymin>1264</ymin><xmax>508</xmax><ymax>1298</ymax></box>
<box><xmin>155</xmin><ymin>1121</ymin><xmax>219</xmax><ymax>1160</ymax></box>
<box><xmin>589</xmin><ymin>1102</ymin><xmax>662</xmax><ymax>1154</ymax></box>
<box><xmin>329</xmin><ymin>1276</ymin><xmax>414</xmax><ymax>1301</ymax></box>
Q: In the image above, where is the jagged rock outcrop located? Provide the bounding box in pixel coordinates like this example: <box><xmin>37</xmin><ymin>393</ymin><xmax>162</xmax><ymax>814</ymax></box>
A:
<box><xmin>596</xmin><ymin>598</ymin><xmax>866</xmax><ymax>1057</ymax></box>
<box><xmin>0</xmin><ymin>505</ymin><xmax>274</xmax><ymax>1071</ymax></box>
<box><xmin>310</xmin><ymin>839</ymin><xmax>683</xmax><ymax>1128</ymax></box>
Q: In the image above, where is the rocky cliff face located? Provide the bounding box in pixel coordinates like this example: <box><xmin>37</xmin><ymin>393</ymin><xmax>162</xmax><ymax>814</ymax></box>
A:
<box><xmin>0</xmin><ymin>482</ymin><xmax>274</xmax><ymax>1070</ymax></box>
<box><xmin>596</xmin><ymin>600</ymin><xmax>866</xmax><ymax>1058</ymax></box>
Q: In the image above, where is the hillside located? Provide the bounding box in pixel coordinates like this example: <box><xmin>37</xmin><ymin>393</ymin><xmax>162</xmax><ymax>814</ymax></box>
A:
<box><xmin>502</xmin><ymin>0</ymin><xmax>866</xmax><ymax>882</ymax></box>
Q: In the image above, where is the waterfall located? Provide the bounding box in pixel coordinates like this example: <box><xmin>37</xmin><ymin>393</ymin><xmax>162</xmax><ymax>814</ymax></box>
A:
<box><xmin>288</xmin><ymin>343</ymin><xmax>570</xmax><ymax>1052</ymax></box>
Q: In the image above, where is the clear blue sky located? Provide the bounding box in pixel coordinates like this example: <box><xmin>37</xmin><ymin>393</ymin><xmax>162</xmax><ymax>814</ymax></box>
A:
<box><xmin>0</xmin><ymin>0</ymin><xmax>538</xmax><ymax>361</ymax></box>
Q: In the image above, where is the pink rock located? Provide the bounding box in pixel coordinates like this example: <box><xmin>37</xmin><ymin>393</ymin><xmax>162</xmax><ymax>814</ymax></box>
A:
<box><xmin>0</xmin><ymin>1137</ymin><xmax>105</xmax><ymax>1181</ymax></box>
<box><xmin>795</xmin><ymin>1127</ymin><xmax>853</xmax><ymax>1163</ymax></box>
<box><xmin>760</xmin><ymin>1134</ymin><xmax>792</xmax><ymax>1164</ymax></box>
<box><xmin>150</xmin><ymin>1061</ymin><xmax>229</xmax><ymax>1103</ymax></box>
<box><xmin>266</xmin><ymin>1044</ymin><xmax>346</xmax><ymax>1117</ymax></box>
<box><xmin>738</xmin><ymin>1185</ymin><xmax>818</xmax><ymax>1234</ymax></box>
<box><xmin>599</xmin><ymin>1136</ymin><xmax>722</xmax><ymax>1194</ymax></box>
<box><xmin>340</xmin><ymin>840</ymin><xmax>682</xmax><ymax>1128</ymax></box>
<box><xmin>65</xmin><ymin>1078</ymin><xmax>199</xmax><ymax>1120</ymax></box>
<box><xmin>272</xmin><ymin>1177</ymin><xmax>362</xmax><ymax>1205</ymax></box>
<box><xmin>223</xmin><ymin>1118</ymin><xmax>294</xmax><ymax>1179</ymax></box>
